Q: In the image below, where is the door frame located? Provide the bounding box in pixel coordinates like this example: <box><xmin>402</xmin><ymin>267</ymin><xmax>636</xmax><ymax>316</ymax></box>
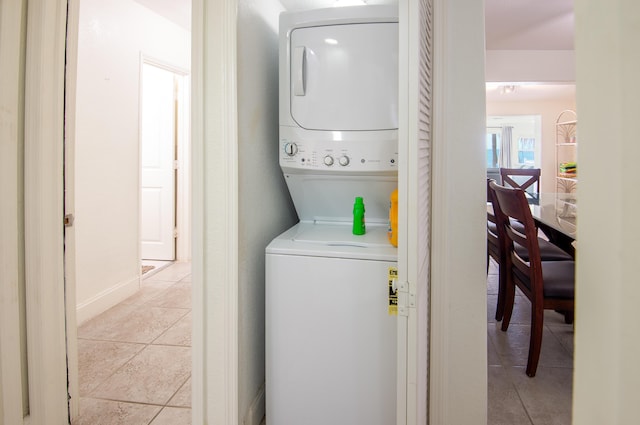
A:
<box><xmin>191</xmin><ymin>0</ymin><xmax>240</xmax><ymax>422</ymax></box>
<box><xmin>25</xmin><ymin>0</ymin><xmax>70</xmax><ymax>420</ymax></box>
<box><xmin>0</xmin><ymin>0</ymin><xmax>70</xmax><ymax>423</ymax></box>
<box><xmin>0</xmin><ymin>0</ymin><xmax>31</xmax><ymax>422</ymax></box>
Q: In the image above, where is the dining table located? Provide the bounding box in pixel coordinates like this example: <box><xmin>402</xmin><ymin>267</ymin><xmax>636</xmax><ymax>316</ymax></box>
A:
<box><xmin>529</xmin><ymin>192</ymin><xmax>576</xmax><ymax>257</ymax></box>
<box><xmin>488</xmin><ymin>192</ymin><xmax>577</xmax><ymax>257</ymax></box>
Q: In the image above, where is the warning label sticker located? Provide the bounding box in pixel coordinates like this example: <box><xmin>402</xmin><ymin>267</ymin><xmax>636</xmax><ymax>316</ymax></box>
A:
<box><xmin>388</xmin><ymin>266</ymin><xmax>398</xmax><ymax>316</ymax></box>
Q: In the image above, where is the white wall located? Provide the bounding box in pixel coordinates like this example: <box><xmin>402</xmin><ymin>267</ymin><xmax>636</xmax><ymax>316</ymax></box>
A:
<box><xmin>486</xmin><ymin>99</ymin><xmax>576</xmax><ymax>193</ymax></box>
<box><xmin>74</xmin><ymin>0</ymin><xmax>190</xmax><ymax>322</ymax></box>
<box><xmin>485</xmin><ymin>50</ymin><xmax>575</xmax><ymax>83</ymax></box>
<box><xmin>236</xmin><ymin>0</ymin><xmax>298</xmax><ymax>423</ymax></box>
<box><xmin>429</xmin><ymin>0</ymin><xmax>487</xmax><ymax>422</ymax></box>
<box><xmin>573</xmin><ymin>1</ymin><xmax>640</xmax><ymax>423</ymax></box>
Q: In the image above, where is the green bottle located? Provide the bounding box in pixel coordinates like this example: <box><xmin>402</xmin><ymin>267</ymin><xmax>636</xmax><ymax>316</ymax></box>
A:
<box><xmin>352</xmin><ymin>196</ymin><xmax>366</xmax><ymax>235</ymax></box>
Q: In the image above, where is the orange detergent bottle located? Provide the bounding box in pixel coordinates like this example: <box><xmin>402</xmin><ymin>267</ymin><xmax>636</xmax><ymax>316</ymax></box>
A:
<box><xmin>388</xmin><ymin>188</ymin><xmax>398</xmax><ymax>247</ymax></box>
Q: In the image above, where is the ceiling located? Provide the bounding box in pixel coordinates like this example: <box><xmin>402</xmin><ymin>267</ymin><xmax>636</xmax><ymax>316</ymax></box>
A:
<box><xmin>485</xmin><ymin>0</ymin><xmax>574</xmax><ymax>50</ymax></box>
<box><xmin>133</xmin><ymin>0</ymin><xmax>191</xmax><ymax>30</ymax></box>
<box><xmin>485</xmin><ymin>83</ymin><xmax>575</xmax><ymax>103</ymax></box>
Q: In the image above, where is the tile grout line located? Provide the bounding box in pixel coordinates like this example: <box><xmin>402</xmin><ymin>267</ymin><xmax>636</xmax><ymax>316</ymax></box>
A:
<box><xmin>164</xmin><ymin>374</ymin><xmax>192</xmax><ymax>408</ymax></box>
<box><xmin>82</xmin><ymin>342</ymin><xmax>146</xmax><ymax>397</ymax></box>
<box><xmin>506</xmin><ymin>365</ymin><xmax>536</xmax><ymax>425</ymax></box>
<box><xmin>77</xmin><ymin>263</ymin><xmax>193</xmax><ymax>423</ymax></box>
<box><xmin>148</xmin><ymin>309</ymin><xmax>192</xmax><ymax>346</ymax></box>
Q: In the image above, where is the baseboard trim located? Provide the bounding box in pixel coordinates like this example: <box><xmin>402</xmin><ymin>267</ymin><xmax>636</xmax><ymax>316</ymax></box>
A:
<box><xmin>243</xmin><ymin>382</ymin><xmax>266</xmax><ymax>425</ymax></box>
<box><xmin>76</xmin><ymin>275</ymin><xmax>140</xmax><ymax>325</ymax></box>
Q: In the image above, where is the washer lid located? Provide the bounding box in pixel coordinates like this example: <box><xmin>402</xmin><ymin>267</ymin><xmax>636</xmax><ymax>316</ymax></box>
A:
<box><xmin>266</xmin><ymin>222</ymin><xmax>397</xmax><ymax>261</ymax></box>
<box><xmin>293</xmin><ymin>222</ymin><xmax>390</xmax><ymax>248</ymax></box>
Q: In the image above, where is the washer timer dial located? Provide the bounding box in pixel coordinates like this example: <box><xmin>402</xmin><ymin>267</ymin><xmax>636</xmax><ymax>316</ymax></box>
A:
<box><xmin>283</xmin><ymin>142</ymin><xmax>298</xmax><ymax>156</ymax></box>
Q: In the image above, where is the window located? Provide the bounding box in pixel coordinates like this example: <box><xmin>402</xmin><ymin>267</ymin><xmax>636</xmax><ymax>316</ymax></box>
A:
<box><xmin>486</xmin><ymin>115</ymin><xmax>541</xmax><ymax>169</ymax></box>
<box><xmin>517</xmin><ymin>137</ymin><xmax>536</xmax><ymax>166</ymax></box>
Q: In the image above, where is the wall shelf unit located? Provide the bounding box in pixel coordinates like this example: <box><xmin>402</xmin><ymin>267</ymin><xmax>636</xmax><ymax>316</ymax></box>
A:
<box><xmin>555</xmin><ymin>110</ymin><xmax>577</xmax><ymax>194</ymax></box>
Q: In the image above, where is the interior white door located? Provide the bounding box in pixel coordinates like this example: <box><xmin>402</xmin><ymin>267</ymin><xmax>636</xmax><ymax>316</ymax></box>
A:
<box><xmin>141</xmin><ymin>63</ymin><xmax>176</xmax><ymax>261</ymax></box>
<box><xmin>397</xmin><ymin>0</ymin><xmax>433</xmax><ymax>424</ymax></box>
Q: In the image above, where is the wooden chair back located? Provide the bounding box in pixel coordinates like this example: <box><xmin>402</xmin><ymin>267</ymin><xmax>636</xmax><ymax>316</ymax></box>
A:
<box><xmin>486</xmin><ymin>179</ymin><xmax>499</xmax><ymax>251</ymax></box>
<box><xmin>489</xmin><ymin>181</ymin><xmax>542</xmax><ymax>296</ymax></box>
<box><xmin>500</xmin><ymin>168</ymin><xmax>541</xmax><ymax>197</ymax></box>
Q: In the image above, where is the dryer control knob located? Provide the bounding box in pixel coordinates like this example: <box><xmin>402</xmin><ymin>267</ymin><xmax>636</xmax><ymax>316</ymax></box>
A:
<box><xmin>339</xmin><ymin>155</ymin><xmax>350</xmax><ymax>166</ymax></box>
<box><xmin>283</xmin><ymin>142</ymin><xmax>298</xmax><ymax>156</ymax></box>
<box><xmin>324</xmin><ymin>155</ymin><xmax>334</xmax><ymax>166</ymax></box>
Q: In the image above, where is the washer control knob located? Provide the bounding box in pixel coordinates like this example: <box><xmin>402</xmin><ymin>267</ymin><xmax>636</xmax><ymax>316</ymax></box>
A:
<box><xmin>283</xmin><ymin>142</ymin><xmax>298</xmax><ymax>156</ymax></box>
<box><xmin>339</xmin><ymin>155</ymin><xmax>350</xmax><ymax>166</ymax></box>
<box><xmin>323</xmin><ymin>155</ymin><xmax>334</xmax><ymax>166</ymax></box>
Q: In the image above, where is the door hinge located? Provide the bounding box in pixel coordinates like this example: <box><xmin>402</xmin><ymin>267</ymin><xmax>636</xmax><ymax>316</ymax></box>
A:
<box><xmin>397</xmin><ymin>280</ymin><xmax>412</xmax><ymax>317</ymax></box>
<box><xmin>64</xmin><ymin>214</ymin><xmax>74</xmax><ymax>227</ymax></box>
<box><xmin>173</xmin><ymin>160</ymin><xmax>179</xmax><ymax>170</ymax></box>
<box><xmin>173</xmin><ymin>228</ymin><xmax>178</xmax><ymax>238</ymax></box>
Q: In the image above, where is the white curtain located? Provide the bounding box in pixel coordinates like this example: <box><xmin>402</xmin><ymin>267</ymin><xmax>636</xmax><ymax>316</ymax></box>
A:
<box><xmin>500</xmin><ymin>126</ymin><xmax>513</xmax><ymax>168</ymax></box>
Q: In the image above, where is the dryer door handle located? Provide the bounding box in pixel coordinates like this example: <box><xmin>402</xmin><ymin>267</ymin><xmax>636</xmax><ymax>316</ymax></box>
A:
<box><xmin>293</xmin><ymin>46</ymin><xmax>306</xmax><ymax>96</ymax></box>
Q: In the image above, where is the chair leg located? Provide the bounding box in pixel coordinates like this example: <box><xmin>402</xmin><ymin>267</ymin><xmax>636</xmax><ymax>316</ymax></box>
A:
<box><xmin>563</xmin><ymin>311</ymin><xmax>574</xmax><ymax>324</ymax></box>
<box><xmin>486</xmin><ymin>250</ymin><xmax>490</xmax><ymax>274</ymax></box>
<box><xmin>500</xmin><ymin>275</ymin><xmax>515</xmax><ymax>331</ymax></box>
<box><xmin>494</xmin><ymin>263</ymin><xmax>506</xmax><ymax>321</ymax></box>
<box><xmin>526</xmin><ymin>303</ymin><xmax>545</xmax><ymax>377</ymax></box>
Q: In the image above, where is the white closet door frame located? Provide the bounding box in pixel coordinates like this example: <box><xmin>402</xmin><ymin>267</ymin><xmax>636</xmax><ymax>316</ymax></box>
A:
<box><xmin>0</xmin><ymin>0</ymin><xmax>30</xmax><ymax>422</ymax></box>
<box><xmin>192</xmin><ymin>0</ymin><xmax>239</xmax><ymax>424</ymax></box>
<box><xmin>2</xmin><ymin>0</ymin><xmax>71</xmax><ymax>423</ymax></box>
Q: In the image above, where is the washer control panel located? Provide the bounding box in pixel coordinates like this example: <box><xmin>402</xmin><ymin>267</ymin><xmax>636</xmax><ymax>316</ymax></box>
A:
<box><xmin>279</xmin><ymin>128</ymin><xmax>398</xmax><ymax>174</ymax></box>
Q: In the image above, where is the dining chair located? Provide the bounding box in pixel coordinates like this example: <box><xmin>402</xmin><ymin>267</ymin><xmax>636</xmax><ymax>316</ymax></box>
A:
<box><xmin>489</xmin><ymin>181</ymin><xmax>575</xmax><ymax>377</ymax></box>
<box><xmin>487</xmin><ymin>180</ymin><xmax>572</xmax><ymax>322</ymax></box>
<box><xmin>487</xmin><ymin>179</ymin><xmax>514</xmax><ymax>320</ymax></box>
<box><xmin>487</xmin><ymin>179</ymin><xmax>501</xmax><ymax>271</ymax></box>
<box><xmin>500</xmin><ymin>168</ymin><xmax>541</xmax><ymax>200</ymax></box>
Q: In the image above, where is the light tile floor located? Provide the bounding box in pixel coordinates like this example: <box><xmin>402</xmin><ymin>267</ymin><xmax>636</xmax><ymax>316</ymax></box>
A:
<box><xmin>75</xmin><ymin>262</ymin><xmax>192</xmax><ymax>425</ymax></box>
<box><xmin>487</xmin><ymin>259</ymin><xmax>574</xmax><ymax>425</ymax></box>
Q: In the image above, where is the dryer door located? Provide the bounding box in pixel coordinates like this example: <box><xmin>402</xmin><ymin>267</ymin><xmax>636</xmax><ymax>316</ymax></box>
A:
<box><xmin>289</xmin><ymin>22</ymin><xmax>398</xmax><ymax>131</ymax></box>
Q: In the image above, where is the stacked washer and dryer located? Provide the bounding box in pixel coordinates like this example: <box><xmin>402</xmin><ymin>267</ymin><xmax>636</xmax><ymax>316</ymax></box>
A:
<box><xmin>265</xmin><ymin>6</ymin><xmax>399</xmax><ymax>424</ymax></box>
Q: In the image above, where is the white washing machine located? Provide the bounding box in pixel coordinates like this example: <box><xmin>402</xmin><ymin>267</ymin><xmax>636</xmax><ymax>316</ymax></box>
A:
<box><xmin>267</xmin><ymin>6</ymin><xmax>399</xmax><ymax>424</ymax></box>
<box><xmin>266</xmin><ymin>223</ymin><xmax>397</xmax><ymax>425</ymax></box>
